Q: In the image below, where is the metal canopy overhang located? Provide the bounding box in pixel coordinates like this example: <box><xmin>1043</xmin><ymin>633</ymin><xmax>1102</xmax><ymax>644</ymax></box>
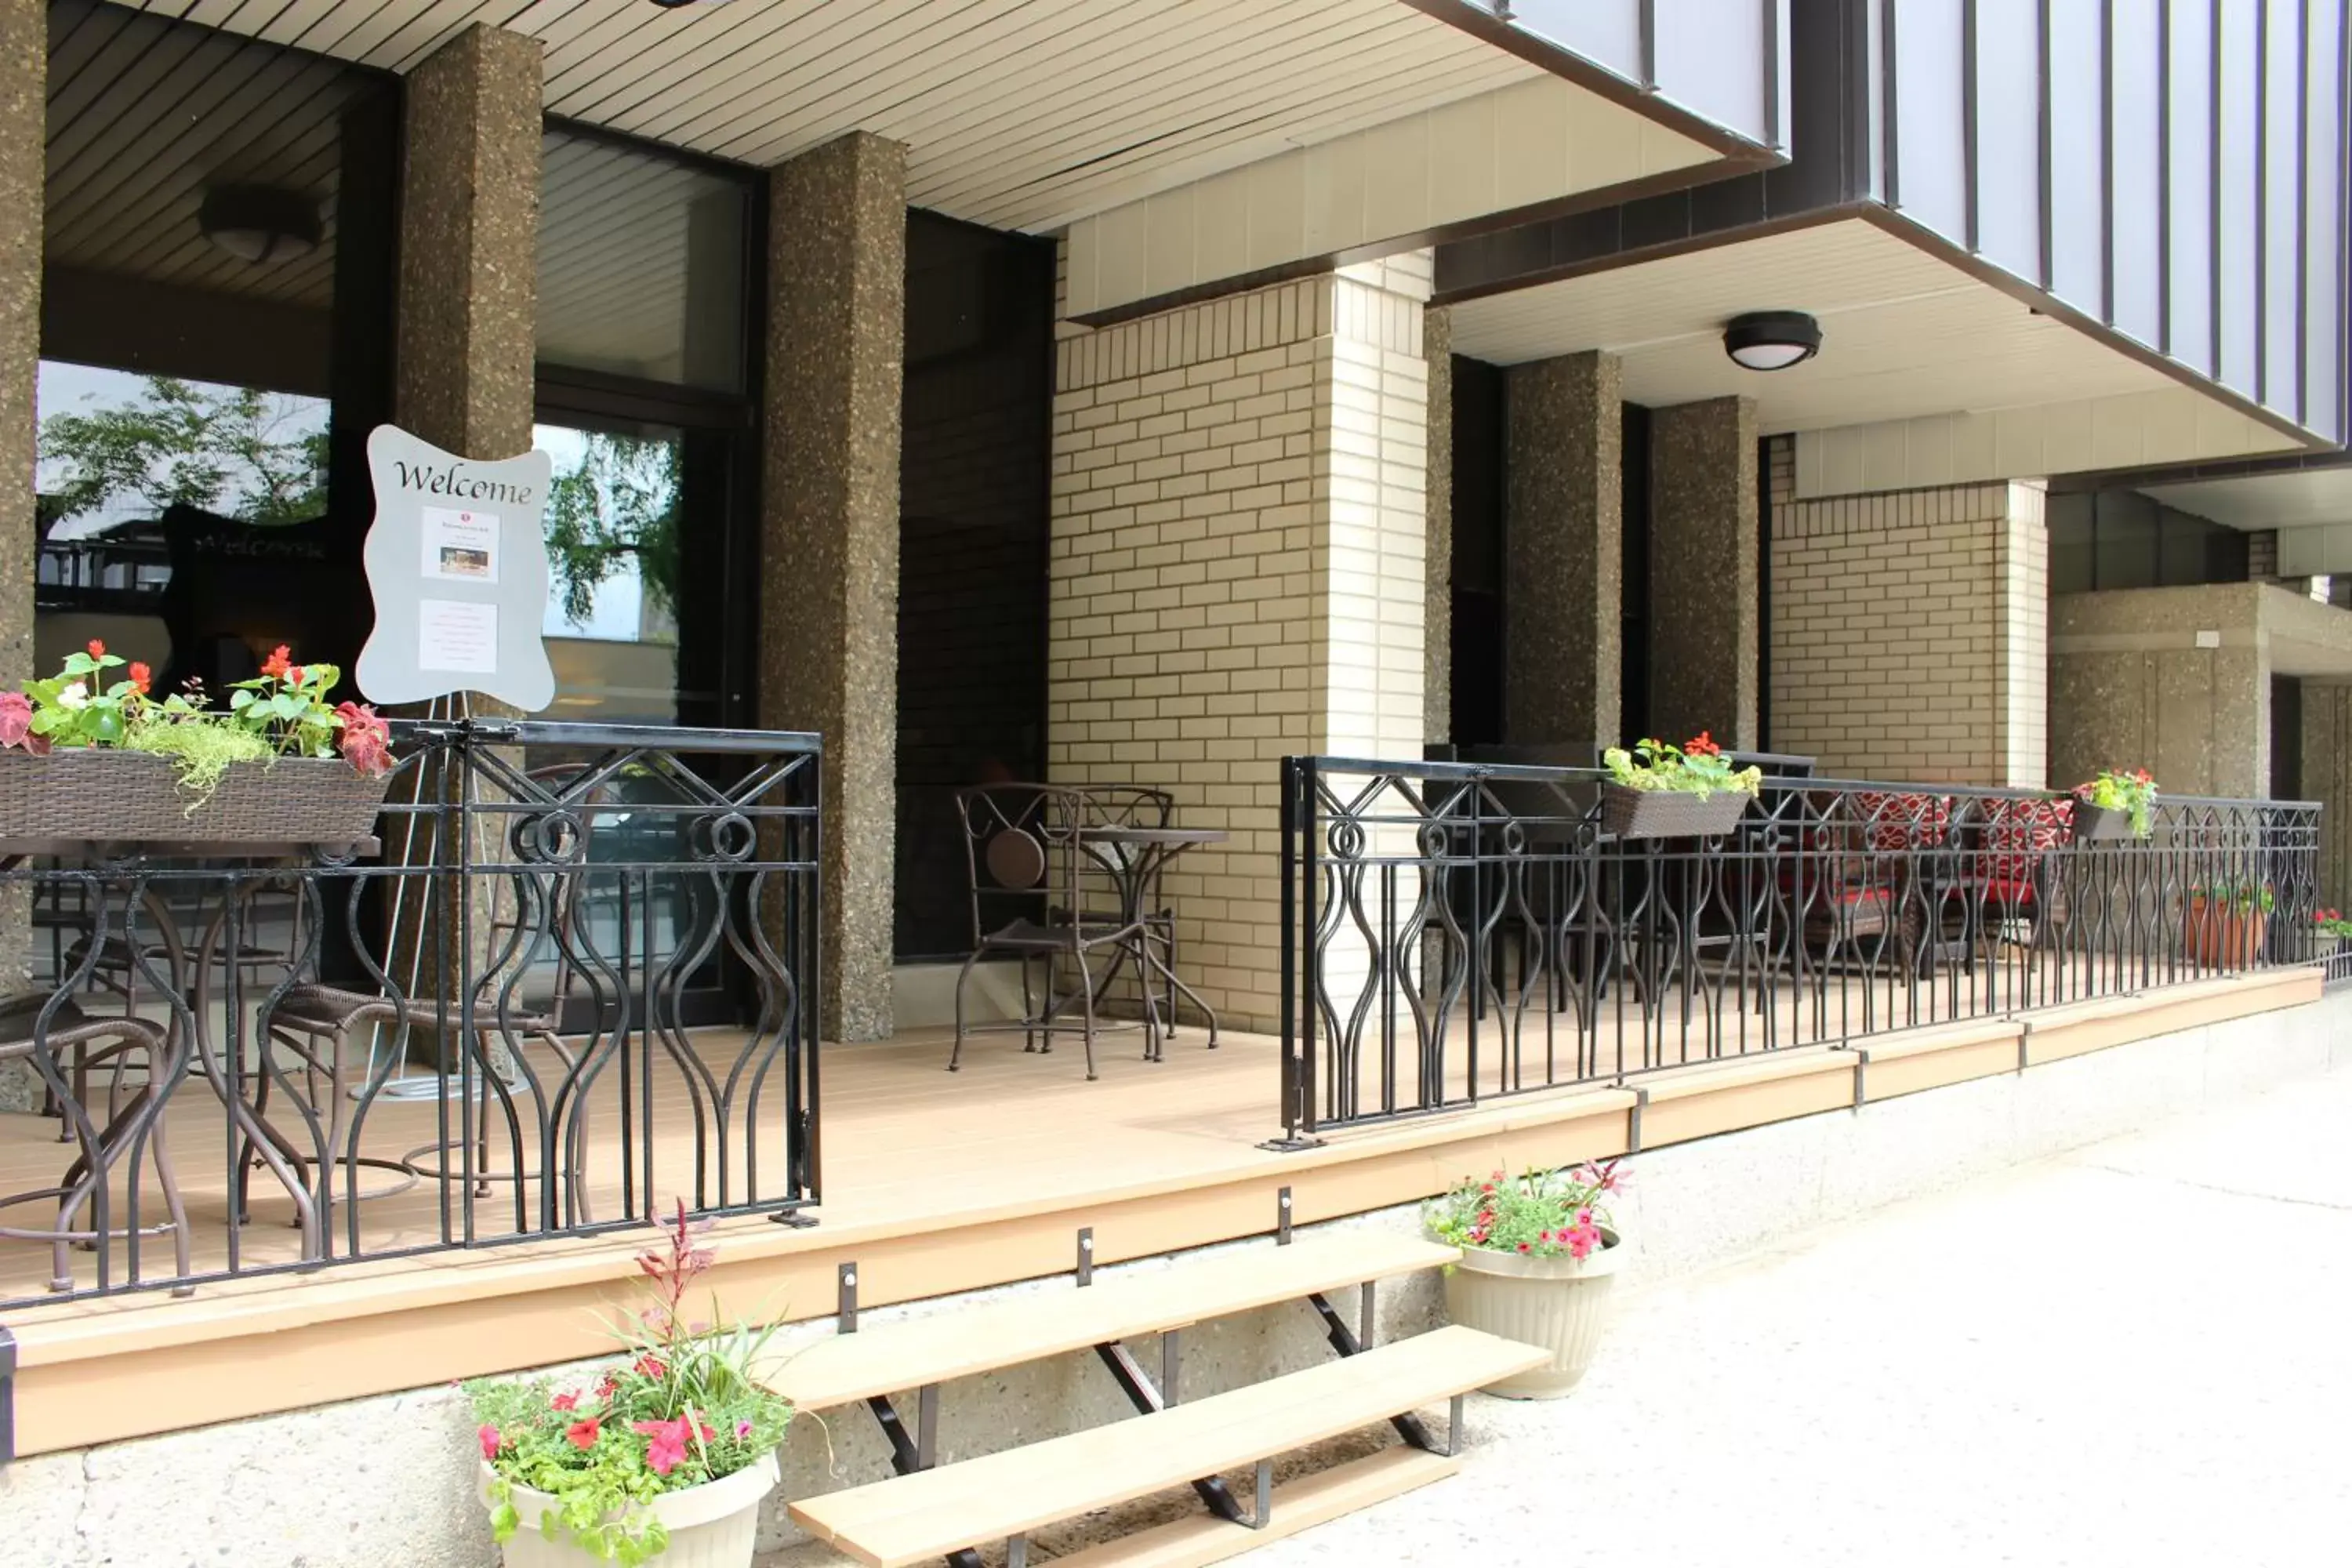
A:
<box><xmin>107</xmin><ymin>0</ymin><xmax>1787</xmax><ymax>238</ymax></box>
<box><xmin>1436</xmin><ymin>0</ymin><xmax>2350</xmax><ymax>456</ymax></box>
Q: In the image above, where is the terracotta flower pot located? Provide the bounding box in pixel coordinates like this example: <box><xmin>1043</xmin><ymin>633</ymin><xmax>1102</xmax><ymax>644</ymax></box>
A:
<box><xmin>1437</xmin><ymin>1228</ymin><xmax>1623</xmax><ymax>1399</ymax></box>
<box><xmin>2185</xmin><ymin>898</ymin><xmax>2268</xmax><ymax>969</ymax></box>
<box><xmin>481</xmin><ymin>1451</ymin><xmax>779</xmax><ymax>1568</ymax></box>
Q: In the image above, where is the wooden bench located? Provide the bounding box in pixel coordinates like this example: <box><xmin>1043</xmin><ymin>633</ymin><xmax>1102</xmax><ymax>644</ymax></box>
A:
<box><xmin>759</xmin><ymin>1224</ymin><xmax>1523</xmax><ymax>1565</ymax></box>
<box><xmin>789</xmin><ymin>1324</ymin><xmax>1548</xmax><ymax>1567</ymax></box>
<box><xmin>755</xmin><ymin>1229</ymin><xmax>1457</xmax><ymax>1413</ymax></box>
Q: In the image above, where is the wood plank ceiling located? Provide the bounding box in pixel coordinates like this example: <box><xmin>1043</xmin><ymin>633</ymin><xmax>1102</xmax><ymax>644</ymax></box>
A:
<box><xmin>46</xmin><ymin>0</ymin><xmax>360</xmax><ymax>311</ymax></box>
<box><xmin>124</xmin><ymin>0</ymin><xmax>1544</xmax><ymax>234</ymax></box>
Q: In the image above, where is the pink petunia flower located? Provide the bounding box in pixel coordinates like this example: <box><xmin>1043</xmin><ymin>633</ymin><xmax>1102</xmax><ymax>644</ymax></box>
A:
<box><xmin>477</xmin><ymin>1424</ymin><xmax>502</xmax><ymax>1461</ymax></box>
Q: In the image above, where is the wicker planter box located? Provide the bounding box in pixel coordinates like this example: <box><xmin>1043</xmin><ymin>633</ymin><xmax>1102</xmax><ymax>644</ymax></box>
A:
<box><xmin>0</xmin><ymin>750</ymin><xmax>387</xmax><ymax>846</ymax></box>
<box><xmin>2071</xmin><ymin>802</ymin><xmax>2141</xmax><ymax>841</ymax></box>
<box><xmin>1599</xmin><ymin>783</ymin><xmax>1750</xmax><ymax>840</ymax></box>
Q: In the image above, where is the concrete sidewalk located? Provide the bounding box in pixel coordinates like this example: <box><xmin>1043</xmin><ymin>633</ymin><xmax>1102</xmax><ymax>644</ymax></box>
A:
<box><xmin>1257</xmin><ymin>1068</ymin><xmax>2352</xmax><ymax>1568</ymax></box>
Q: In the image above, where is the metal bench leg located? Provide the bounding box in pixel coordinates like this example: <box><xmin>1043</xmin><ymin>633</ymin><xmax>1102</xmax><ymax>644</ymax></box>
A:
<box><xmin>1006</xmin><ymin>1534</ymin><xmax>1027</xmax><ymax>1568</ymax></box>
<box><xmin>1250</xmin><ymin>1457</ymin><xmax>1274</xmax><ymax>1530</ymax></box>
<box><xmin>1305</xmin><ymin>1290</ymin><xmax>1436</xmax><ymax>1451</ymax></box>
<box><xmin>1446</xmin><ymin>1392</ymin><xmax>1465</xmax><ymax>1457</ymax></box>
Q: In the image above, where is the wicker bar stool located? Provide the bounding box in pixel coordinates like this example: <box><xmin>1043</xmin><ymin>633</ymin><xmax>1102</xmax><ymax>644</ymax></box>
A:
<box><xmin>0</xmin><ymin>994</ymin><xmax>192</xmax><ymax>1294</ymax></box>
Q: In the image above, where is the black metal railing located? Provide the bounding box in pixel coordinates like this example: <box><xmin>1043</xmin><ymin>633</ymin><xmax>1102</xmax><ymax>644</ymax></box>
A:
<box><xmin>0</xmin><ymin>719</ymin><xmax>820</xmax><ymax>1305</ymax></box>
<box><xmin>1276</xmin><ymin>757</ymin><xmax>2321</xmax><ymax>1142</ymax></box>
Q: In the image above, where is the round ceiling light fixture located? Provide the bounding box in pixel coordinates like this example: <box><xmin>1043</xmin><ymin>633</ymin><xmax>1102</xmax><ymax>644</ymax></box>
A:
<box><xmin>1722</xmin><ymin>310</ymin><xmax>1822</xmax><ymax>372</ymax></box>
<box><xmin>198</xmin><ymin>184</ymin><xmax>323</xmax><ymax>265</ymax></box>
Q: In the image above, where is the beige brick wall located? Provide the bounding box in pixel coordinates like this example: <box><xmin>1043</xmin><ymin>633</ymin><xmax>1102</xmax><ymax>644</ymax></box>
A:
<box><xmin>1769</xmin><ymin>444</ymin><xmax>2049</xmax><ymax>787</ymax></box>
<box><xmin>1049</xmin><ymin>270</ymin><xmax>1428</xmax><ymax>1031</ymax></box>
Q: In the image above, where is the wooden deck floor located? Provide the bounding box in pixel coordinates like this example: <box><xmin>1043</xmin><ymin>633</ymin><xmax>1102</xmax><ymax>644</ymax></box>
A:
<box><xmin>0</xmin><ymin>946</ymin><xmax>2217</xmax><ymax>1306</ymax></box>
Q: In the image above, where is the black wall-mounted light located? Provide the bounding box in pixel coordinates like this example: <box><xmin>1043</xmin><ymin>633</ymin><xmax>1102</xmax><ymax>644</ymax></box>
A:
<box><xmin>1722</xmin><ymin>310</ymin><xmax>1823</xmax><ymax>372</ymax></box>
<box><xmin>198</xmin><ymin>184</ymin><xmax>323</xmax><ymax>265</ymax></box>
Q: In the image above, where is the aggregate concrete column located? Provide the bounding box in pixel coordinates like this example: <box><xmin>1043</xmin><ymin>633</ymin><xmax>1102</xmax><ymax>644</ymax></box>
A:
<box><xmin>759</xmin><ymin>132</ymin><xmax>906</xmax><ymax>1043</ymax></box>
<box><xmin>1649</xmin><ymin>396</ymin><xmax>1758</xmax><ymax>749</ymax></box>
<box><xmin>393</xmin><ymin>24</ymin><xmax>542</xmax><ymax>459</ymax></box>
<box><xmin>1504</xmin><ymin>350</ymin><xmax>1620</xmax><ymax>746</ymax></box>
<box><xmin>1424</xmin><ymin>306</ymin><xmax>1452</xmax><ymax>746</ymax></box>
<box><xmin>0</xmin><ymin>0</ymin><xmax>37</xmax><ymax>1020</ymax></box>
<box><xmin>2301</xmin><ymin>683</ymin><xmax>2352</xmax><ymax>910</ymax></box>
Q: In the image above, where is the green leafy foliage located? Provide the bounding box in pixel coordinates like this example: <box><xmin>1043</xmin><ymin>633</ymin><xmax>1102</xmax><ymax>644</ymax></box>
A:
<box><xmin>543</xmin><ymin>434</ymin><xmax>681</xmax><ymax>632</ymax></box>
<box><xmin>0</xmin><ymin>641</ymin><xmax>391</xmax><ymax>808</ymax></box>
<box><xmin>1425</xmin><ymin>1161</ymin><xmax>1626</xmax><ymax>1261</ymax></box>
<box><xmin>469</xmin><ymin>1203</ymin><xmax>793</xmax><ymax>1563</ymax></box>
<box><xmin>1601</xmin><ymin>732</ymin><xmax>1763</xmax><ymax>800</ymax></box>
<box><xmin>38</xmin><ymin>376</ymin><xmax>327</xmax><ymax>528</ymax></box>
<box><xmin>2190</xmin><ymin>881</ymin><xmax>2274</xmax><ymax>914</ymax></box>
<box><xmin>2074</xmin><ymin>767</ymin><xmax>2157</xmax><ymax>837</ymax></box>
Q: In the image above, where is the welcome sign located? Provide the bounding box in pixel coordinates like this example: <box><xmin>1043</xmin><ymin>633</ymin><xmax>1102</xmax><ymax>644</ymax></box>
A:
<box><xmin>356</xmin><ymin>426</ymin><xmax>557</xmax><ymax>712</ymax></box>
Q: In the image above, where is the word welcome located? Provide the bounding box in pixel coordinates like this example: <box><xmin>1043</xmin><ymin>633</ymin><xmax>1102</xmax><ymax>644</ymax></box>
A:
<box><xmin>390</xmin><ymin>460</ymin><xmax>536</xmax><ymax>506</ymax></box>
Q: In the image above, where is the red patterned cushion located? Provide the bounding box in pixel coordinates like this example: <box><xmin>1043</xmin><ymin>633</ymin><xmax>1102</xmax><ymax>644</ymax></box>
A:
<box><xmin>1981</xmin><ymin>797</ymin><xmax>2073</xmax><ymax>882</ymax></box>
<box><xmin>1855</xmin><ymin>791</ymin><xmax>1950</xmax><ymax>851</ymax></box>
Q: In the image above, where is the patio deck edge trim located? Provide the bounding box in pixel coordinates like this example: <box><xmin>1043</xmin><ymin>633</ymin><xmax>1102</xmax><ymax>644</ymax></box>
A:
<box><xmin>2</xmin><ymin>967</ymin><xmax>2320</xmax><ymax>1456</ymax></box>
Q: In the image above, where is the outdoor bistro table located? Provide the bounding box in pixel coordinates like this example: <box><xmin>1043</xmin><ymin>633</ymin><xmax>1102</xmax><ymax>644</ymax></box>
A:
<box><xmin>1073</xmin><ymin>823</ymin><xmax>1228</xmax><ymax>1058</ymax></box>
<box><xmin>0</xmin><ymin>837</ymin><xmax>385</xmax><ymax>1268</ymax></box>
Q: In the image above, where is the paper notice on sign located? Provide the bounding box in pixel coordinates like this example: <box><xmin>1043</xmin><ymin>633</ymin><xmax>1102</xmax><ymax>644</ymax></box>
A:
<box><xmin>419</xmin><ymin>599</ymin><xmax>499</xmax><ymax>674</ymax></box>
<box><xmin>421</xmin><ymin>506</ymin><xmax>499</xmax><ymax>584</ymax></box>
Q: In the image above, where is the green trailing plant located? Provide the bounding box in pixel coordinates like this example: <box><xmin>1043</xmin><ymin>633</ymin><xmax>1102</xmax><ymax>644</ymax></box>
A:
<box><xmin>470</xmin><ymin>1203</ymin><xmax>793</xmax><ymax>1565</ymax></box>
<box><xmin>1601</xmin><ymin>732</ymin><xmax>1762</xmax><ymax>800</ymax></box>
<box><xmin>0</xmin><ymin>641</ymin><xmax>393</xmax><ymax>811</ymax></box>
<box><xmin>2073</xmin><ymin>767</ymin><xmax>2157</xmax><ymax>837</ymax></box>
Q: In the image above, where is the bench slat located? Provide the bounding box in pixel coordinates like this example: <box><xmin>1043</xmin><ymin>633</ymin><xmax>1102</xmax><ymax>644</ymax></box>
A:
<box><xmin>1042</xmin><ymin>1446</ymin><xmax>1461</xmax><ymax>1568</ymax></box>
<box><xmin>757</xmin><ymin>1231</ymin><xmax>1458</xmax><ymax>1411</ymax></box>
<box><xmin>787</xmin><ymin>1325</ymin><xmax>1545</xmax><ymax>1568</ymax></box>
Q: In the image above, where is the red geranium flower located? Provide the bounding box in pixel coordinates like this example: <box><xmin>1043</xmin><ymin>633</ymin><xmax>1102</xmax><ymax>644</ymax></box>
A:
<box><xmin>127</xmin><ymin>662</ymin><xmax>151</xmax><ymax>696</ymax></box>
<box><xmin>261</xmin><ymin>644</ymin><xmax>292</xmax><ymax>679</ymax></box>
<box><xmin>86</xmin><ymin>639</ymin><xmax>104</xmax><ymax>660</ymax></box>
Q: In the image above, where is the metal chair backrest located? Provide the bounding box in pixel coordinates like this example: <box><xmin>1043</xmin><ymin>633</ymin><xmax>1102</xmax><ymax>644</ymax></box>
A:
<box><xmin>953</xmin><ymin>783</ymin><xmax>1095</xmax><ymax>948</ymax></box>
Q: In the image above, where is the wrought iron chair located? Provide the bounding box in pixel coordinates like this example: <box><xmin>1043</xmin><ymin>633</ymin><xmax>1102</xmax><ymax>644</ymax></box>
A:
<box><xmin>0</xmin><ymin>994</ymin><xmax>191</xmax><ymax>1293</ymax></box>
<box><xmin>949</xmin><ymin>783</ymin><xmax>1153</xmax><ymax>1080</ymax></box>
<box><xmin>1054</xmin><ymin>783</ymin><xmax>1183</xmax><ymax>1028</ymax></box>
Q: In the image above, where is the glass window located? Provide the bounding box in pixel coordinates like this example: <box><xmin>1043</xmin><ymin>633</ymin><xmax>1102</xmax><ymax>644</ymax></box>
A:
<box><xmin>38</xmin><ymin>2</ymin><xmax>396</xmax><ymax>705</ymax></box>
<box><xmin>533</xmin><ymin>421</ymin><xmax>686</xmax><ymax>725</ymax></box>
<box><xmin>538</xmin><ymin>129</ymin><xmax>750</xmax><ymax>393</ymax></box>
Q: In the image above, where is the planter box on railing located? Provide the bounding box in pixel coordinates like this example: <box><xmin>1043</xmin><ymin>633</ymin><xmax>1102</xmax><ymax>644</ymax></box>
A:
<box><xmin>1599</xmin><ymin>784</ymin><xmax>1749</xmax><ymax>840</ymax></box>
<box><xmin>0</xmin><ymin>750</ymin><xmax>387</xmax><ymax>845</ymax></box>
<box><xmin>2071</xmin><ymin>804</ymin><xmax>2139</xmax><ymax>842</ymax></box>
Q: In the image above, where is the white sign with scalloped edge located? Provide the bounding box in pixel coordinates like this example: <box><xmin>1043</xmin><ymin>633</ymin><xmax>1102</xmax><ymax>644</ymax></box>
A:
<box><xmin>357</xmin><ymin>426</ymin><xmax>556</xmax><ymax>711</ymax></box>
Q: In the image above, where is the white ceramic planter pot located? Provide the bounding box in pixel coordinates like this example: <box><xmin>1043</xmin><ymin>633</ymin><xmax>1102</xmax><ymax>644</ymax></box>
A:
<box><xmin>1439</xmin><ymin>1231</ymin><xmax>1623</xmax><ymax>1399</ymax></box>
<box><xmin>480</xmin><ymin>1451</ymin><xmax>780</xmax><ymax>1568</ymax></box>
